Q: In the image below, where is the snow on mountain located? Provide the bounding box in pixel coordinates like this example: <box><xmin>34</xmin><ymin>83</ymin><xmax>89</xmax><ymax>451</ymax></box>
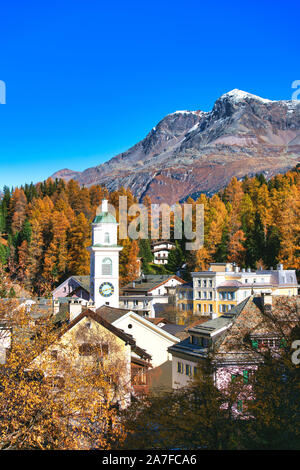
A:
<box><xmin>52</xmin><ymin>90</ymin><xmax>300</xmax><ymax>204</ymax></box>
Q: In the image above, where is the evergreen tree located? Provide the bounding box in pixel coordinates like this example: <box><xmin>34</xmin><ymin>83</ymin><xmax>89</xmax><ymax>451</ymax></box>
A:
<box><xmin>138</xmin><ymin>239</ymin><xmax>153</xmax><ymax>274</ymax></box>
<box><xmin>166</xmin><ymin>241</ymin><xmax>184</xmax><ymax>273</ymax></box>
<box><xmin>245</xmin><ymin>211</ymin><xmax>266</xmax><ymax>268</ymax></box>
<box><xmin>215</xmin><ymin>225</ymin><xmax>230</xmax><ymax>262</ymax></box>
<box><xmin>264</xmin><ymin>225</ymin><xmax>281</xmax><ymax>268</ymax></box>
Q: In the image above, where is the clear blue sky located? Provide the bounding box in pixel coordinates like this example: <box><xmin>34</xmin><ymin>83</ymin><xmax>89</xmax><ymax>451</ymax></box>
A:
<box><xmin>0</xmin><ymin>0</ymin><xmax>299</xmax><ymax>189</ymax></box>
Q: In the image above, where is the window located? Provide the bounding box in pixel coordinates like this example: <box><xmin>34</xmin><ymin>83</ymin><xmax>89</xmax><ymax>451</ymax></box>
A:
<box><xmin>209</xmin><ymin>304</ymin><xmax>213</xmax><ymax>313</ymax></box>
<box><xmin>203</xmin><ymin>280</ymin><xmax>207</xmax><ymax>288</ymax></box>
<box><xmin>46</xmin><ymin>376</ymin><xmax>65</xmax><ymax>389</ymax></box>
<box><xmin>192</xmin><ymin>336</ymin><xmax>201</xmax><ymax>345</ymax></box>
<box><xmin>104</xmin><ymin>232</ymin><xmax>110</xmax><ymax>244</ymax></box>
<box><xmin>177</xmin><ymin>362</ymin><xmax>183</xmax><ymax>374</ymax></box>
<box><xmin>202</xmin><ymin>337</ymin><xmax>210</xmax><ymax>348</ymax></box>
<box><xmin>198</xmin><ymin>280</ymin><xmax>201</xmax><ymax>287</ymax></box>
<box><xmin>209</xmin><ymin>280</ymin><xmax>213</xmax><ymax>287</ymax></box>
<box><xmin>79</xmin><ymin>343</ymin><xmax>95</xmax><ymax>356</ymax></box>
<box><xmin>133</xmin><ymin>368</ymin><xmax>147</xmax><ymax>385</ymax></box>
<box><xmin>193</xmin><ymin>366</ymin><xmax>198</xmax><ymax>377</ymax></box>
<box><xmin>102</xmin><ymin>258</ymin><xmax>112</xmax><ymax>275</ymax></box>
<box><xmin>185</xmin><ymin>364</ymin><xmax>191</xmax><ymax>376</ymax></box>
<box><xmin>198</xmin><ymin>304</ymin><xmax>201</xmax><ymax>313</ymax></box>
<box><xmin>51</xmin><ymin>350</ymin><xmax>58</xmax><ymax>360</ymax></box>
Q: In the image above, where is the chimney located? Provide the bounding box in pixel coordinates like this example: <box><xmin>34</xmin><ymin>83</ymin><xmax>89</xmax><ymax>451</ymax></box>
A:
<box><xmin>132</xmin><ymin>281</ymin><xmax>135</xmax><ymax>288</ymax></box>
<box><xmin>261</xmin><ymin>292</ymin><xmax>272</xmax><ymax>313</ymax></box>
<box><xmin>87</xmin><ymin>300</ymin><xmax>96</xmax><ymax>312</ymax></box>
<box><xmin>53</xmin><ymin>299</ymin><xmax>60</xmax><ymax>315</ymax></box>
<box><xmin>68</xmin><ymin>299</ymin><xmax>83</xmax><ymax>322</ymax></box>
<box><xmin>102</xmin><ymin>199</ymin><xmax>108</xmax><ymax>213</ymax></box>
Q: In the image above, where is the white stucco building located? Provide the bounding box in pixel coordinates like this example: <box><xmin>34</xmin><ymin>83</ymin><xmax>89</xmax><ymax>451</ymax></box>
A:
<box><xmin>87</xmin><ymin>200</ymin><xmax>123</xmax><ymax>309</ymax></box>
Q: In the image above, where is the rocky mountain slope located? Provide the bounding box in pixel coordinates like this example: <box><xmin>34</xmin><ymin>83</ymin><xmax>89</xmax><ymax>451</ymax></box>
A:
<box><xmin>52</xmin><ymin>89</ymin><xmax>300</xmax><ymax>203</ymax></box>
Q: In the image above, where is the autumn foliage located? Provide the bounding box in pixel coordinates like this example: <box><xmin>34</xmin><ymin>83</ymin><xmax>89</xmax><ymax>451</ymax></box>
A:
<box><xmin>0</xmin><ymin>167</ymin><xmax>299</xmax><ymax>296</ymax></box>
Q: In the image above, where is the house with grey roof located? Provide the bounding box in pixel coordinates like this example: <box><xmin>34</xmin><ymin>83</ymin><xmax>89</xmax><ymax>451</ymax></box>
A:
<box><xmin>119</xmin><ymin>274</ymin><xmax>185</xmax><ymax>318</ymax></box>
<box><xmin>169</xmin><ymin>293</ymin><xmax>300</xmax><ymax>392</ymax></box>
<box><xmin>52</xmin><ymin>275</ymin><xmax>91</xmax><ymax>300</ymax></box>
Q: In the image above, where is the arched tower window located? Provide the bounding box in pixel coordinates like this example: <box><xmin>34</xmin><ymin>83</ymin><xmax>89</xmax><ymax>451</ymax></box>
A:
<box><xmin>102</xmin><ymin>258</ymin><xmax>112</xmax><ymax>275</ymax></box>
<box><xmin>104</xmin><ymin>232</ymin><xmax>110</xmax><ymax>244</ymax></box>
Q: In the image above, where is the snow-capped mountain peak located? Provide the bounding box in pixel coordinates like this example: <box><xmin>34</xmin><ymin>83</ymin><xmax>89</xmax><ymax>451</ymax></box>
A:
<box><xmin>220</xmin><ymin>89</ymin><xmax>273</xmax><ymax>104</ymax></box>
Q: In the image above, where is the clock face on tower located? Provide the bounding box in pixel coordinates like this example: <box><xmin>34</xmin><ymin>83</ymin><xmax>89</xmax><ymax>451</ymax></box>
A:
<box><xmin>99</xmin><ymin>282</ymin><xmax>114</xmax><ymax>297</ymax></box>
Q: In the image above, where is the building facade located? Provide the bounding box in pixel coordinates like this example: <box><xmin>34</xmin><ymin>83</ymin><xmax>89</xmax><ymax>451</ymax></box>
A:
<box><xmin>151</xmin><ymin>241</ymin><xmax>176</xmax><ymax>265</ymax></box>
<box><xmin>119</xmin><ymin>274</ymin><xmax>185</xmax><ymax>318</ymax></box>
<box><xmin>192</xmin><ymin>262</ymin><xmax>299</xmax><ymax>317</ymax></box>
<box><xmin>88</xmin><ymin>200</ymin><xmax>123</xmax><ymax>309</ymax></box>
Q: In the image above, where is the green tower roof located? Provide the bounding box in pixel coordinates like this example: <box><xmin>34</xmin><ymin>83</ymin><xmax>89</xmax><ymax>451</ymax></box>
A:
<box><xmin>93</xmin><ymin>212</ymin><xmax>117</xmax><ymax>224</ymax></box>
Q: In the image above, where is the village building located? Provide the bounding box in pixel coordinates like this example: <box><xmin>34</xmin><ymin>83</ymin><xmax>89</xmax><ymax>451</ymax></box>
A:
<box><xmin>52</xmin><ymin>276</ymin><xmax>91</xmax><ymax>300</ymax></box>
<box><xmin>29</xmin><ymin>308</ymin><xmax>151</xmax><ymax>402</ymax></box>
<box><xmin>191</xmin><ymin>262</ymin><xmax>299</xmax><ymax>317</ymax></box>
<box><xmin>175</xmin><ymin>282</ymin><xmax>194</xmax><ymax>320</ymax></box>
<box><xmin>151</xmin><ymin>240</ymin><xmax>176</xmax><ymax>265</ymax></box>
<box><xmin>119</xmin><ymin>274</ymin><xmax>185</xmax><ymax>318</ymax></box>
<box><xmin>95</xmin><ymin>305</ymin><xmax>179</xmax><ymax>390</ymax></box>
<box><xmin>169</xmin><ymin>294</ymin><xmax>300</xmax><ymax>399</ymax></box>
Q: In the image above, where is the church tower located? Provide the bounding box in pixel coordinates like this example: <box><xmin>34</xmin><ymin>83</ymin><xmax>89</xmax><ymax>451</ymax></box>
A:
<box><xmin>88</xmin><ymin>200</ymin><xmax>123</xmax><ymax>309</ymax></box>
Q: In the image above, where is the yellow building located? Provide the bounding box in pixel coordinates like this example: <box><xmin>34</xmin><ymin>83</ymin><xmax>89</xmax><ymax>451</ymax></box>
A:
<box><xmin>192</xmin><ymin>263</ymin><xmax>299</xmax><ymax>318</ymax></box>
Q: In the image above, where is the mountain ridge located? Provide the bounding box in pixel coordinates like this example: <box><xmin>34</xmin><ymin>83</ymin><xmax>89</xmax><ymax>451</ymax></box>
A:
<box><xmin>52</xmin><ymin>89</ymin><xmax>300</xmax><ymax>203</ymax></box>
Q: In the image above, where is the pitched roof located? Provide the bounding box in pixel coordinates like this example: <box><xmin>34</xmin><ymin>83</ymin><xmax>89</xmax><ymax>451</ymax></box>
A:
<box><xmin>169</xmin><ymin>295</ymin><xmax>300</xmax><ymax>364</ymax></box>
<box><xmin>121</xmin><ymin>274</ymin><xmax>184</xmax><ymax>293</ymax></box>
<box><xmin>161</xmin><ymin>323</ymin><xmax>186</xmax><ymax>337</ymax></box>
<box><xmin>96</xmin><ymin>305</ymin><xmax>134</xmax><ymax>323</ymax></box>
<box><xmin>59</xmin><ymin>308</ymin><xmax>151</xmax><ymax>361</ymax></box>
<box><xmin>72</xmin><ymin>276</ymin><xmax>90</xmax><ymax>293</ymax></box>
<box><xmin>147</xmin><ymin>317</ymin><xmax>173</xmax><ymax>325</ymax></box>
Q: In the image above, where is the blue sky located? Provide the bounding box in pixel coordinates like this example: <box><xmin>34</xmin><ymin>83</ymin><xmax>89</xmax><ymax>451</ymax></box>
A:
<box><xmin>0</xmin><ymin>0</ymin><xmax>299</xmax><ymax>189</ymax></box>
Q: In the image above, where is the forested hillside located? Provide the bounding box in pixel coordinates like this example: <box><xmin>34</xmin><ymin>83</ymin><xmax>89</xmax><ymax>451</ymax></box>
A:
<box><xmin>0</xmin><ymin>166</ymin><xmax>299</xmax><ymax>296</ymax></box>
